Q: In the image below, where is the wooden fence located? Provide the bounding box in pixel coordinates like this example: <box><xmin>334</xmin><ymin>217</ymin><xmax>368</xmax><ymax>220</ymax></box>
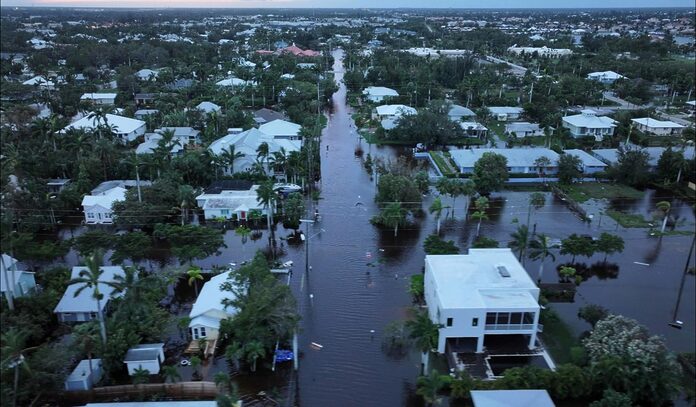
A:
<box><xmin>61</xmin><ymin>381</ymin><xmax>219</xmax><ymax>404</ymax></box>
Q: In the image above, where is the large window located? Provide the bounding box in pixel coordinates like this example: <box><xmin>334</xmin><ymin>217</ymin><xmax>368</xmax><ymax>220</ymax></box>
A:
<box><xmin>485</xmin><ymin>312</ymin><xmax>536</xmax><ymax>330</ymax></box>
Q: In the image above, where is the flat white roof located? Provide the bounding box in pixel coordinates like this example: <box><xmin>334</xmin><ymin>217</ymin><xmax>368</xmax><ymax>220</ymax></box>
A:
<box><xmin>426</xmin><ymin>249</ymin><xmax>539</xmax><ymax>309</ymax></box>
<box><xmin>488</xmin><ymin>106</ymin><xmax>523</xmax><ymax>115</ymax></box>
<box><xmin>631</xmin><ymin>118</ymin><xmax>684</xmax><ymax>129</ymax></box>
<box><xmin>449</xmin><ymin>148</ymin><xmax>559</xmax><ymax>169</ymax></box>
<box><xmin>66</xmin><ymin>359</ymin><xmax>102</xmax><ymax>382</ymax></box>
<box><xmin>471</xmin><ymin>390</ymin><xmax>555</xmax><ymax>407</ymax></box>
<box><xmin>80</xmin><ymin>93</ymin><xmax>117</xmax><ymax>100</ymax></box>
<box><xmin>375</xmin><ymin>104</ymin><xmax>417</xmax><ymax>116</ymax></box>
<box><xmin>563</xmin><ymin>149</ymin><xmax>607</xmax><ymax>167</ymax></box>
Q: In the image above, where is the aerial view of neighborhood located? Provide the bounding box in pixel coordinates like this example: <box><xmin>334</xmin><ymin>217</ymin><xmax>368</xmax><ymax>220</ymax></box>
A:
<box><xmin>0</xmin><ymin>3</ymin><xmax>695</xmax><ymax>407</ymax></box>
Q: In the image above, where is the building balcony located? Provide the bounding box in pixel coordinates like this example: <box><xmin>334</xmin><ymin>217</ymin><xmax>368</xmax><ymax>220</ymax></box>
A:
<box><xmin>484</xmin><ymin>324</ymin><xmax>535</xmax><ymax>331</ymax></box>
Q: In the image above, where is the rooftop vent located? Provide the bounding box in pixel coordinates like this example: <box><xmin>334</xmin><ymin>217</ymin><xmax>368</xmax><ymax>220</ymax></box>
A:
<box><xmin>497</xmin><ymin>265</ymin><xmax>511</xmax><ymax>278</ymax></box>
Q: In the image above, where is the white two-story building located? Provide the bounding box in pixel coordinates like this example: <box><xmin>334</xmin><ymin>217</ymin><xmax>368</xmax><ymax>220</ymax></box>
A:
<box><xmin>424</xmin><ymin>249</ymin><xmax>541</xmax><ymax>354</ymax></box>
<box><xmin>562</xmin><ymin>109</ymin><xmax>617</xmax><ymax>141</ymax></box>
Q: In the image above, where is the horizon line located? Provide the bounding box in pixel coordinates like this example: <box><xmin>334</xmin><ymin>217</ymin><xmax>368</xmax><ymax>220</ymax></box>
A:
<box><xmin>1</xmin><ymin>5</ymin><xmax>695</xmax><ymax>9</ymax></box>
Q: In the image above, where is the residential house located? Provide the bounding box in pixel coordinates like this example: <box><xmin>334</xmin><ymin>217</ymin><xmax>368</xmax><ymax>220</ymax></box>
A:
<box><xmin>592</xmin><ymin>146</ymin><xmax>695</xmax><ymax>169</ymax></box>
<box><xmin>280</xmin><ymin>73</ymin><xmax>295</xmax><ymax>80</ymax></box>
<box><xmin>586</xmin><ymin>71</ymin><xmax>626</xmax><ymax>84</ymax></box>
<box><xmin>134</xmin><ymin>109</ymin><xmax>159</xmax><ymax>119</ymax></box>
<box><xmin>507</xmin><ymin>45</ymin><xmax>572</xmax><ymax>57</ymax></box>
<box><xmin>1</xmin><ymin>254</ymin><xmax>36</xmax><ymax>301</ymax></box>
<box><xmin>134</xmin><ymin>93</ymin><xmax>156</xmax><ymax>106</ymax></box>
<box><xmin>65</xmin><ymin>359</ymin><xmax>103</xmax><ymax>390</ymax></box>
<box><xmin>259</xmin><ymin>119</ymin><xmax>302</xmax><ymax>141</ymax></box>
<box><xmin>81</xmin><ymin>186</ymin><xmax>126</xmax><ymax>224</ymax></box>
<box><xmin>136</xmin><ymin>127</ymin><xmax>199</xmax><ymax>156</ymax></box>
<box><xmin>562</xmin><ymin>149</ymin><xmax>607</xmax><ymax>174</ymax></box>
<box><xmin>277</xmin><ymin>43</ymin><xmax>320</xmax><ymax>57</ymax></box>
<box><xmin>685</xmin><ymin>100</ymin><xmax>695</xmax><ymax>111</ymax></box>
<box><xmin>373</xmin><ymin>104</ymin><xmax>417</xmax><ymax>130</ymax></box>
<box><xmin>487</xmin><ymin>107</ymin><xmax>524</xmax><ymax>121</ymax></box>
<box><xmin>448</xmin><ymin>104</ymin><xmax>477</xmax><ymax>122</ymax></box>
<box><xmin>631</xmin><ymin>118</ymin><xmax>685</xmax><ymax>136</ymax></box>
<box><xmin>216</xmin><ymin>77</ymin><xmax>256</xmax><ymax>88</ymax></box>
<box><xmin>166</xmin><ymin>78</ymin><xmax>195</xmax><ymax>91</ymax></box>
<box><xmin>22</xmin><ymin>75</ymin><xmax>55</xmax><ymax>90</ymax></box>
<box><xmin>362</xmin><ymin>86</ymin><xmax>399</xmax><ymax>103</ymax></box>
<box><xmin>209</xmin><ymin>128</ymin><xmax>301</xmax><ymax>175</ymax></box>
<box><xmin>188</xmin><ymin>270</ymin><xmax>239</xmax><ymax>342</ymax></box>
<box><xmin>254</xmin><ymin>108</ymin><xmax>288</xmax><ymax>125</ymax></box>
<box><xmin>562</xmin><ymin>109</ymin><xmax>617</xmax><ymax>141</ymax></box>
<box><xmin>135</xmin><ymin>69</ymin><xmax>159</xmax><ymax>81</ymax></box>
<box><xmin>54</xmin><ymin>266</ymin><xmax>126</xmax><ymax>322</ymax></box>
<box><xmin>459</xmin><ymin>122</ymin><xmax>488</xmax><ymax>139</ymax></box>
<box><xmin>424</xmin><ymin>249</ymin><xmax>541</xmax><ymax>354</ymax></box>
<box><xmin>197</xmin><ymin>184</ymin><xmax>266</xmax><ymax>221</ymax></box>
<box><xmin>449</xmin><ymin>148</ymin><xmax>559</xmax><ymax>175</ymax></box>
<box><xmin>124</xmin><ymin>343</ymin><xmax>165</xmax><ymax>375</ymax></box>
<box><xmin>47</xmin><ymin>178</ymin><xmax>71</xmax><ymax>194</ymax></box>
<box><xmin>470</xmin><ymin>390</ymin><xmax>555</xmax><ymax>407</ymax></box>
<box><xmin>505</xmin><ymin>122</ymin><xmax>544</xmax><ymax>138</ymax></box>
<box><xmin>80</xmin><ymin>93</ymin><xmax>116</xmax><ymax>105</ymax></box>
<box><xmin>196</xmin><ymin>101</ymin><xmax>221</xmax><ymax>115</ymax></box>
<box><xmin>61</xmin><ymin>113</ymin><xmax>146</xmax><ymax>142</ymax></box>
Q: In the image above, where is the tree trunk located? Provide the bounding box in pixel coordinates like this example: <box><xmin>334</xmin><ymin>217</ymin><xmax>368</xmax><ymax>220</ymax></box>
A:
<box><xmin>451</xmin><ymin>197</ymin><xmax>456</xmax><ymax>219</ymax></box>
<box><xmin>96</xmin><ymin>298</ymin><xmax>107</xmax><ymax>345</ymax></box>
<box><xmin>436</xmin><ymin>217</ymin><xmax>441</xmax><ymax>235</ymax></box>
<box><xmin>1</xmin><ymin>256</ymin><xmax>15</xmax><ymax>310</ymax></box>
<box><xmin>394</xmin><ymin>223</ymin><xmax>398</xmax><ymax>237</ymax></box>
<box><xmin>421</xmin><ymin>351</ymin><xmax>429</xmax><ymax>375</ymax></box>
<box><xmin>135</xmin><ymin>166</ymin><xmax>142</xmax><ymax>203</ymax></box>
<box><xmin>661</xmin><ymin>215</ymin><xmax>668</xmax><ymax>233</ymax></box>
<box><xmin>476</xmin><ymin>220</ymin><xmax>482</xmax><ymax>237</ymax></box>
<box><xmin>251</xmin><ymin>358</ymin><xmax>257</xmax><ymax>372</ymax></box>
<box><xmin>537</xmin><ymin>262</ymin><xmax>544</xmax><ymax>284</ymax></box>
<box><xmin>12</xmin><ymin>364</ymin><xmax>19</xmax><ymax>407</ymax></box>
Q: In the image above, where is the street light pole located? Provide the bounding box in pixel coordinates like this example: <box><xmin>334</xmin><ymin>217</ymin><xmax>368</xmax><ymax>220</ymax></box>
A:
<box><xmin>300</xmin><ymin>219</ymin><xmax>315</xmax><ymax>275</ymax></box>
<box><xmin>670</xmin><ymin>235</ymin><xmax>695</xmax><ymax>329</ymax></box>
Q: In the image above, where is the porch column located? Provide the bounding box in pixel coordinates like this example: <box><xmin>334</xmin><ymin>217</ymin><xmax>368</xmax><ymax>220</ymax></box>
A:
<box><xmin>476</xmin><ymin>336</ymin><xmax>484</xmax><ymax>353</ymax></box>
<box><xmin>529</xmin><ymin>310</ymin><xmax>541</xmax><ymax>349</ymax></box>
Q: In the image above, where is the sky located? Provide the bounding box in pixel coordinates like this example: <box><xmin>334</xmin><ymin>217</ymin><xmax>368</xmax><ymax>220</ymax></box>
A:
<box><xmin>1</xmin><ymin>0</ymin><xmax>694</xmax><ymax>8</ymax></box>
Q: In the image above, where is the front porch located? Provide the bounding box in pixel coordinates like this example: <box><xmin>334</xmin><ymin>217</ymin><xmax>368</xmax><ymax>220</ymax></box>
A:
<box><xmin>185</xmin><ymin>338</ymin><xmax>218</xmax><ymax>358</ymax></box>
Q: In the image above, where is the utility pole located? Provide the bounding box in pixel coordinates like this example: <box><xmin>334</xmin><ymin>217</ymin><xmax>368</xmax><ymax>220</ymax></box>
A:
<box><xmin>670</xmin><ymin>235</ymin><xmax>695</xmax><ymax>329</ymax></box>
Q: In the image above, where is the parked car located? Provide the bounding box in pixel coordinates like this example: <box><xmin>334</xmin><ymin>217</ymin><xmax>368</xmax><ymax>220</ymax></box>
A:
<box><xmin>273</xmin><ymin>183</ymin><xmax>302</xmax><ymax>194</ymax></box>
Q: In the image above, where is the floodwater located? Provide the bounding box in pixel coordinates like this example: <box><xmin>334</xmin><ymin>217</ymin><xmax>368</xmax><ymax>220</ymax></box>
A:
<box><xmin>43</xmin><ymin>49</ymin><xmax>695</xmax><ymax>405</ymax></box>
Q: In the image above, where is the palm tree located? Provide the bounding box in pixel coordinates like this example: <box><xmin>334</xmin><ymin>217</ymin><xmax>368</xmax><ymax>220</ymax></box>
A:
<box><xmin>121</xmin><ymin>153</ymin><xmax>143</xmax><ymax>203</ymax></box>
<box><xmin>381</xmin><ymin>202</ymin><xmax>406</xmax><ymax>237</ymax></box>
<box><xmin>132</xmin><ymin>367</ymin><xmax>150</xmax><ymax>385</ymax></box>
<box><xmin>110</xmin><ymin>266</ymin><xmax>139</xmax><ymax>299</ymax></box>
<box><xmin>244</xmin><ymin>341</ymin><xmax>266</xmax><ymax>372</ymax></box>
<box><xmin>155</xmin><ymin>129</ymin><xmax>181</xmax><ymax>161</ymax></box>
<box><xmin>471</xmin><ymin>197</ymin><xmax>489</xmax><ymax>238</ymax></box>
<box><xmin>656</xmin><ymin>201</ymin><xmax>671</xmax><ymax>233</ymax></box>
<box><xmin>256</xmin><ymin>180</ymin><xmax>278</xmax><ymax>240</ymax></box>
<box><xmin>429</xmin><ymin>197</ymin><xmax>445</xmax><ymax>235</ymax></box>
<box><xmin>256</xmin><ymin>142</ymin><xmax>270</xmax><ymax>169</ymax></box>
<box><xmin>92</xmin><ymin>138</ymin><xmax>117</xmax><ymax>181</ymax></box>
<box><xmin>213</xmin><ymin>371</ymin><xmax>230</xmax><ymax>390</ymax></box>
<box><xmin>405</xmin><ymin>309</ymin><xmax>442</xmax><ymax>374</ymax></box>
<box><xmin>187</xmin><ymin>266</ymin><xmax>204</xmax><ymax>297</ymax></box>
<box><xmin>190</xmin><ymin>355</ymin><xmax>202</xmax><ymax>379</ymax></box>
<box><xmin>225</xmin><ymin>341</ymin><xmax>244</xmax><ymax>371</ymax></box>
<box><xmin>528</xmin><ymin>234</ymin><xmax>556</xmax><ymax>284</ymax></box>
<box><xmin>66</xmin><ymin>128</ymin><xmax>92</xmax><ymax>162</ymax></box>
<box><xmin>161</xmin><ymin>365</ymin><xmax>182</xmax><ymax>383</ymax></box>
<box><xmin>220</xmin><ymin>145</ymin><xmax>245</xmax><ymax>175</ymax></box>
<box><xmin>73</xmin><ymin>322</ymin><xmax>101</xmax><ymax>386</ymax></box>
<box><xmin>235</xmin><ymin>226</ymin><xmax>251</xmax><ymax>251</ymax></box>
<box><xmin>177</xmin><ymin>185</ymin><xmax>197</xmax><ymax>226</ymax></box>
<box><xmin>416</xmin><ymin>369</ymin><xmax>450</xmax><ymax>407</ymax></box>
<box><xmin>268</xmin><ymin>148</ymin><xmax>288</xmax><ymax>179</ymax></box>
<box><xmin>1</xmin><ymin>328</ymin><xmax>35</xmax><ymax>407</ymax></box>
<box><xmin>508</xmin><ymin>225</ymin><xmax>530</xmax><ymax>263</ymax></box>
<box><xmin>69</xmin><ymin>250</ymin><xmax>115</xmax><ymax>345</ymax></box>
<box><xmin>527</xmin><ymin>192</ymin><xmax>545</xmax><ymax>227</ymax></box>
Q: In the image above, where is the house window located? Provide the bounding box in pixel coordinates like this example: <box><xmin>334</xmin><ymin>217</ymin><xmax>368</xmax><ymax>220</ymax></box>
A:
<box><xmin>446</xmin><ymin>318</ymin><xmax>453</xmax><ymax>327</ymax></box>
<box><xmin>523</xmin><ymin>312</ymin><xmax>535</xmax><ymax>324</ymax></box>
<box><xmin>221</xmin><ymin>209</ymin><xmax>229</xmax><ymax>215</ymax></box>
<box><xmin>497</xmin><ymin>313</ymin><xmax>510</xmax><ymax>325</ymax></box>
<box><xmin>510</xmin><ymin>312</ymin><xmax>522</xmax><ymax>324</ymax></box>
<box><xmin>87</xmin><ymin>213</ymin><xmax>95</xmax><ymax>219</ymax></box>
<box><xmin>90</xmin><ymin>312</ymin><xmax>97</xmax><ymax>319</ymax></box>
<box><xmin>200</xmin><ymin>327</ymin><xmax>207</xmax><ymax>337</ymax></box>
<box><xmin>472</xmin><ymin>318</ymin><xmax>479</xmax><ymax>327</ymax></box>
<box><xmin>485</xmin><ymin>313</ymin><xmax>496</xmax><ymax>325</ymax></box>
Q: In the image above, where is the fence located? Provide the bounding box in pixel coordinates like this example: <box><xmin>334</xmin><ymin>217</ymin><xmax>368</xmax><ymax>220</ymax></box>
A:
<box><xmin>61</xmin><ymin>381</ymin><xmax>219</xmax><ymax>404</ymax></box>
<box><xmin>549</xmin><ymin>184</ymin><xmax>590</xmax><ymax>222</ymax></box>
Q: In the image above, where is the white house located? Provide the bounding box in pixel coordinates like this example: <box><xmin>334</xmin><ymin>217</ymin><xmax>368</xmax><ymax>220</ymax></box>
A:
<box><xmin>81</xmin><ymin>186</ymin><xmax>126</xmax><ymax>224</ymax></box>
<box><xmin>258</xmin><ymin>119</ymin><xmax>302</xmax><ymax>141</ymax></box>
<box><xmin>424</xmin><ymin>249</ymin><xmax>541</xmax><ymax>354</ymax></box>
<box><xmin>487</xmin><ymin>107</ymin><xmax>524</xmax><ymax>121</ymax></box>
<box><xmin>80</xmin><ymin>93</ymin><xmax>117</xmax><ymax>105</ymax></box>
<box><xmin>505</xmin><ymin>122</ymin><xmax>544</xmax><ymax>138</ymax></box>
<box><xmin>562</xmin><ymin>149</ymin><xmax>607</xmax><ymax>174</ymax></box>
<box><xmin>216</xmin><ymin>77</ymin><xmax>257</xmax><ymax>88</ymax></box>
<box><xmin>54</xmin><ymin>266</ymin><xmax>126</xmax><ymax>323</ymax></box>
<box><xmin>586</xmin><ymin>71</ymin><xmax>626</xmax><ymax>84</ymax></box>
<box><xmin>0</xmin><ymin>254</ymin><xmax>36</xmax><ymax>301</ymax></box>
<box><xmin>196</xmin><ymin>101</ymin><xmax>221</xmax><ymax>114</ymax></box>
<box><xmin>61</xmin><ymin>113</ymin><xmax>146</xmax><ymax>143</ymax></box>
<box><xmin>196</xmin><ymin>184</ymin><xmax>265</xmax><ymax>221</ymax></box>
<box><xmin>373</xmin><ymin>104</ymin><xmax>417</xmax><ymax>130</ymax></box>
<box><xmin>134</xmin><ymin>109</ymin><xmax>159</xmax><ymax>119</ymax></box>
<box><xmin>507</xmin><ymin>45</ymin><xmax>572</xmax><ymax>58</ymax></box>
<box><xmin>209</xmin><ymin>128</ymin><xmax>300</xmax><ymax>175</ymax></box>
<box><xmin>188</xmin><ymin>270</ymin><xmax>239</xmax><ymax>341</ymax></box>
<box><xmin>631</xmin><ymin>118</ymin><xmax>685</xmax><ymax>136</ymax></box>
<box><xmin>471</xmin><ymin>390</ymin><xmax>555</xmax><ymax>407</ymax></box>
<box><xmin>459</xmin><ymin>122</ymin><xmax>488</xmax><ymax>139</ymax></box>
<box><xmin>136</xmin><ymin>127</ymin><xmax>199</xmax><ymax>155</ymax></box>
<box><xmin>22</xmin><ymin>75</ymin><xmax>55</xmax><ymax>90</ymax></box>
<box><xmin>65</xmin><ymin>359</ymin><xmax>103</xmax><ymax>391</ymax></box>
<box><xmin>135</xmin><ymin>69</ymin><xmax>159</xmax><ymax>81</ymax></box>
<box><xmin>449</xmin><ymin>148</ymin><xmax>559</xmax><ymax>175</ymax></box>
<box><xmin>124</xmin><ymin>343</ymin><xmax>165</xmax><ymax>375</ymax></box>
<box><xmin>362</xmin><ymin>86</ymin><xmax>399</xmax><ymax>103</ymax></box>
<box><xmin>562</xmin><ymin>109</ymin><xmax>617</xmax><ymax>141</ymax></box>
<box><xmin>448</xmin><ymin>104</ymin><xmax>476</xmax><ymax>122</ymax></box>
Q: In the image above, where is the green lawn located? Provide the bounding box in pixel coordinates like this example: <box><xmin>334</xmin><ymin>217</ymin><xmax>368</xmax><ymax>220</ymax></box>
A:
<box><xmin>430</xmin><ymin>151</ymin><xmax>457</xmax><ymax>176</ymax></box>
<box><xmin>487</xmin><ymin>122</ymin><xmax>507</xmax><ymax>141</ymax></box>
<box><xmin>540</xmin><ymin>307</ymin><xmax>579</xmax><ymax>365</ymax></box>
<box><xmin>560</xmin><ymin>183</ymin><xmax>644</xmax><ymax>203</ymax></box>
<box><xmin>606</xmin><ymin>209</ymin><xmax>653</xmax><ymax>228</ymax></box>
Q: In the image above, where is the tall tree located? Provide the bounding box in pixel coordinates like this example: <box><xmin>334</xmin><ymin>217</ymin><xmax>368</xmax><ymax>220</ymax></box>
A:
<box><xmin>528</xmin><ymin>234</ymin><xmax>557</xmax><ymax>283</ymax></box>
<box><xmin>557</xmin><ymin>154</ymin><xmax>583</xmax><ymax>185</ymax></box>
<box><xmin>472</xmin><ymin>152</ymin><xmax>508</xmax><ymax>195</ymax></box>
<box><xmin>595</xmin><ymin>233</ymin><xmax>625</xmax><ymax>262</ymax></box>
<box><xmin>121</xmin><ymin>153</ymin><xmax>143</xmax><ymax>203</ymax></box>
<box><xmin>508</xmin><ymin>224</ymin><xmax>530</xmax><ymax>263</ymax></box>
<box><xmin>429</xmin><ymin>197</ymin><xmax>445</xmax><ymax>235</ymax></box>
<box><xmin>471</xmin><ymin>196</ymin><xmax>489</xmax><ymax>237</ymax></box>
<box><xmin>256</xmin><ymin>180</ymin><xmax>278</xmax><ymax>241</ymax></box>
<box><xmin>655</xmin><ymin>201</ymin><xmax>671</xmax><ymax>233</ymax></box>
<box><xmin>406</xmin><ymin>309</ymin><xmax>442</xmax><ymax>374</ymax></box>
<box><xmin>380</xmin><ymin>202</ymin><xmax>407</xmax><ymax>237</ymax></box>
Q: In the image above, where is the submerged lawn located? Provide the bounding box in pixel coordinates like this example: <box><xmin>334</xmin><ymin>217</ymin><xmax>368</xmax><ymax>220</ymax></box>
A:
<box><xmin>539</xmin><ymin>307</ymin><xmax>580</xmax><ymax>365</ymax></box>
<box><xmin>560</xmin><ymin>183</ymin><xmax>644</xmax><ymax>203</ymax></box>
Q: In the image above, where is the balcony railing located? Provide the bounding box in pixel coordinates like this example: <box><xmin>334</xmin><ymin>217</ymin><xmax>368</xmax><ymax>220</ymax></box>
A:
<box><xmin>484</xmin><ymin>324</ymin><xmax>535</xmax><ymax>331</ymax></box>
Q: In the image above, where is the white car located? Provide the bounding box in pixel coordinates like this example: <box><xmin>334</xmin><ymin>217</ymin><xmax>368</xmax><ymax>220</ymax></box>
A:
<box><xmin>273</xmin><ymin>183</ymin><xmax>302</xmax><ymax>194</ymax></box>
